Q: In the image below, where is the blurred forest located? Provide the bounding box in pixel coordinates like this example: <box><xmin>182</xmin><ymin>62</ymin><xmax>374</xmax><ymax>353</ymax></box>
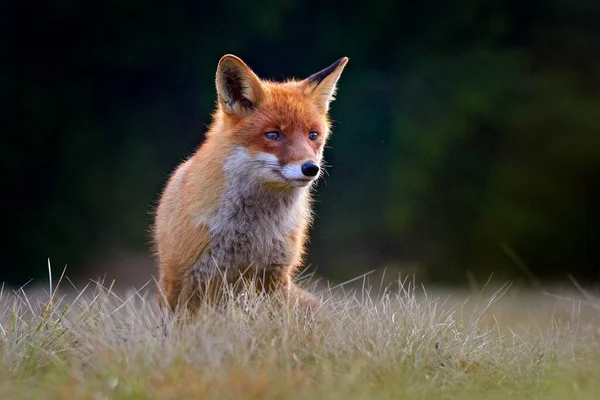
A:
<box><xmin>3</xmin><ymin>0</ymin><xmax>599</xmax><ymax>287</ymax></box>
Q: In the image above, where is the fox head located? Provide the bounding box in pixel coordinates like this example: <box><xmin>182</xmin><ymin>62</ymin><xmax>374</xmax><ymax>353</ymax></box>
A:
<box><xmin>210</xmin><ymin>54</ymin><xmax>348</xmax><ymax>189</ymax></box>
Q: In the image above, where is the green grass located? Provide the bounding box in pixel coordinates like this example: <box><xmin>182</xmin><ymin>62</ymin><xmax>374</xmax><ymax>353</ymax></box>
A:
<box><xmin>0</xmin><ymin>276</ymin><xmax>599</xmax><ymax>399</ymax></box>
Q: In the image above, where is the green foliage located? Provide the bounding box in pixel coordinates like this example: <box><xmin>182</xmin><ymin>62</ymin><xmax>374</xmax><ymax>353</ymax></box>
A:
<box><xmin>3</xmin><ymin>0</ymin><xmax>599</xmax><ymax>284</ymax></box>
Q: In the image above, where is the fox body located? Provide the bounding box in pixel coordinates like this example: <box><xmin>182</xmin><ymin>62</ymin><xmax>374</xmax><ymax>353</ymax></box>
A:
<box><xmin>153</xmin><ymin>54</ymin><xmax>348</xmax><ymax>312</ymax></box>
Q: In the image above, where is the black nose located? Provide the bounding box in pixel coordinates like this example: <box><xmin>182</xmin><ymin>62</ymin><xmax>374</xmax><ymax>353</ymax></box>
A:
<box><xmin>301</xmin><ymin>161</ymin><xmax>320</xmax><ymax>177</ymax></box>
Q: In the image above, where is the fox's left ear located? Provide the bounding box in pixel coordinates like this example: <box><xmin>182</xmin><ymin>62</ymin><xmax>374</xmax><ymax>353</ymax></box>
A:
<box><xmin>216</xmin><ymin>54</ymin><xmax>265</xmax><ymax>116</ymax></box>
<box><xmin>303</xmin><ymin>57</ymin><xmax>349</xmax><ymax>113</ymax></box>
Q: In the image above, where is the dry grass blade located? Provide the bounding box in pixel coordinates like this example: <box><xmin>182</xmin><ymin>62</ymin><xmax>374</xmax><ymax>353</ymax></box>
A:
<box><xmin>0</xmin><ymin>275</ymin><xmax>598</xmax><ymax>400</ymax></box>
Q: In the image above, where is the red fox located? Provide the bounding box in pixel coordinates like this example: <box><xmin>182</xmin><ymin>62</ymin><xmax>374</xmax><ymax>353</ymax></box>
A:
<box><xmin>153</xmin><ymin>54</ymin><xmax>348</xmax><ymax>313</ymax></box>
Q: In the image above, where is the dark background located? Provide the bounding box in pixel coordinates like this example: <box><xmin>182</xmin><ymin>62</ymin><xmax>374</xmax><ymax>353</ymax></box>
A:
<box><xmin>3</xmin><ymin>0</ymin><xmax>599</xmax><ymax>288</ymax></box>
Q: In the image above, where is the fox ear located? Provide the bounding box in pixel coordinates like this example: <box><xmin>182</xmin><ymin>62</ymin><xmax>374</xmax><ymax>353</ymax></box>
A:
<box><xmin>304</xmin><ymin>57</ymin><xmax>349</xmax><ymax>113</ymax></box>
<box><xmin>216</xmin><ymin>55</ymin><xmax>265</xmax><ymax>116</ymax></box>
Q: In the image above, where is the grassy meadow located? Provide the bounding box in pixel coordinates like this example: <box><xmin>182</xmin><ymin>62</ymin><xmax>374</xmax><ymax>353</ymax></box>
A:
<box><xmin>0</xmin><ymin>274</ymin><xmax>599</xmax><ymax>400</ymax></box>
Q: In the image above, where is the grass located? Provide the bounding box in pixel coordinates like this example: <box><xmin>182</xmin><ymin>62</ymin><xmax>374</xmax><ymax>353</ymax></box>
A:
<box><xmin>0</xmin><ymin>274</ymin><xmax>599</xmax><ymax>400</ymax></box>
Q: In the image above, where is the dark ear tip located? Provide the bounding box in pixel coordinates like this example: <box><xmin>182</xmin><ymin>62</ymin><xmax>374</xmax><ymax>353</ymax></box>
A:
<box><xmin>306</xmin><ymin>57</ymin><xmax>349</xmax><ymax>85</ymax></box>
<box><xmin>327</xmin><ymin>57</ymin><xmax>349</xmax><ymax>72</ymax></box>
<box><xmin>332</xmin><ymin>57</ymin><xmax>349</xmax><ymax>69</ymax></box>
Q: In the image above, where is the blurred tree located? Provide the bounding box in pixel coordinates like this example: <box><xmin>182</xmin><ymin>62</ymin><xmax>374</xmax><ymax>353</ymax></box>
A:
<box><xmin>2</xmin><ymin>0</ymin><xmax>599</xmax><ymax>285</ymax></box>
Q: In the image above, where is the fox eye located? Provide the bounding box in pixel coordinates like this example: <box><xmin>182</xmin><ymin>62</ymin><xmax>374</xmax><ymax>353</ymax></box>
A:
<box><xmin>308</xmin><ymin>131</ymin><xmax>319</xmax><ymax>141</ymax></box>
<box><xmin>265</xmin><ymin>131</ymin><xmax>283</xmax><ymax>142</ymax></box>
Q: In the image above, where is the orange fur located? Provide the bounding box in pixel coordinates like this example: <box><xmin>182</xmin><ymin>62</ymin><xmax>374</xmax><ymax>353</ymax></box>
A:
<box><xmin>153</xmin><ymin>54</ymin><xmax>348</xmax><ymax>313</ymax></box>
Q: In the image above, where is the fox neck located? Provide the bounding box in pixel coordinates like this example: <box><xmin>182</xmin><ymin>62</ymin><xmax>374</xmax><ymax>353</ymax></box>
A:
<box><xmin>199</xmin><ymin>146</ymin><xmax>309</xmax><ymax>244</ymax></box>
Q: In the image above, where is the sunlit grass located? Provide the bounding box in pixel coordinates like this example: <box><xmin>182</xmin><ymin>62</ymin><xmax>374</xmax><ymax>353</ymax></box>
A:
<box><xmin>0</xmin><ymin>274</ymin><xmax>599</xmax><ymax>399</ymax></box>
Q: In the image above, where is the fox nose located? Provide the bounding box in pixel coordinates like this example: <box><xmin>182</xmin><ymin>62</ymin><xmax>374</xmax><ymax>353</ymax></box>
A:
<box><xmin>301</xmin><ymin>161</ymin><xmax>320</xmax><ymax>177</ymax></box>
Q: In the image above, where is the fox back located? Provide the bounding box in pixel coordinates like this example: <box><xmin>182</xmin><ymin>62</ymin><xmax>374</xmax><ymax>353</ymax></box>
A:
<box><xmin>153</xmin><ymin>55</ymin><xmax>348</xmax><ymax>312</ymax></box>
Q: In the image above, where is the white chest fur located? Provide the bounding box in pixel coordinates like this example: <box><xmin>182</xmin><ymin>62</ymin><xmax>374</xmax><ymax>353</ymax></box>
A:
<box><xmin>194</xmin><ymin>147</ymin><xmax>307</xmax><ymax>280</ymax></box>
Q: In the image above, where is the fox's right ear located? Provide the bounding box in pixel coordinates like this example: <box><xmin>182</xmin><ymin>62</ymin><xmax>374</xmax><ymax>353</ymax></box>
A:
<box><xmin>216</xmin><ymin>55</ymin><xmax>265</xmax><ymax>116</ymax></box>
<box><xmin>303</xmin><ymin>57</ymin><xmax>349</xmax><ymax>113</ymax></box>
